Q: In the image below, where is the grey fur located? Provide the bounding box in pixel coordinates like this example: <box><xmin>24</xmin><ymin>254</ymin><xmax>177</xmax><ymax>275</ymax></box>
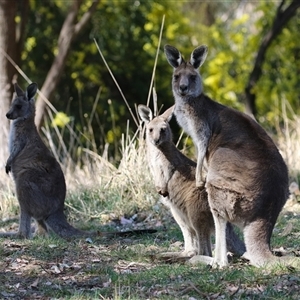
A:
<box><xmin>164</xmin><ymin>45</ymin><xmax>289</xmax><ymax>267</ymax></box>
<box><xmin>138</xmin><ymin>104</ymin><xmax>245</xmax><ymax>259</ymax></box>
<box><xmin>4</xmin><ymin>83</ymin><xmax>88</xmax><ymax>239</ymax></box>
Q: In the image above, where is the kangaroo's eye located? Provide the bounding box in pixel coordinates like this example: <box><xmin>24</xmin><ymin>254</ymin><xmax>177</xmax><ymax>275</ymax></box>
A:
<box><xmin>190</xmin><ymin>75</ymin><xmax>197</xmax><ymax>81</ymax></box>
<box><xmin>149</xmin><ymin>128</ymin><xmax>153</xmax><ymax>133</ymax></box>
<box><xmin>161</xmin><ymin>128</ymin><xmax>166</xmax><ymax>133</ymax></box>
<box><xmin>173</xmin><ymin>74</ymin><xmax>179</xmax><ymax>81</ymax></box>
<box><xmin>15</xmin><ymin>104</ymin><xmax>22</xmax><ymax>110</ymax></box>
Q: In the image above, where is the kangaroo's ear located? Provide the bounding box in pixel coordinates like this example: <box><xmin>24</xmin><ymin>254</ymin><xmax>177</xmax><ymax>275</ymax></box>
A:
<box><xmin>190</xmin><ymin>45</ymin><xmax>208</xmax><ymax>69</ymax></box>
<box><xmin>161</xmin><ymin>105</ymin><xmax>174</xmax><ymax>123</ymax></box>
<box><xmin>14</xmin><ymin>83</ymin><xmax>24</xmax><ymax>97</ymax></box>
<box><xmin>164</xmin><ymin>45</ymin><xmax>183</xmax><ymax>68</ymax></box>
<box><xmin>26</xmin><ymin>83</ymin><xmax>38</xmax><ymax>100</ymax></box>
<box><xmin>138</xmin><ymin>104</ymin><xmax>153</xmax><ymax>123</ymax></box>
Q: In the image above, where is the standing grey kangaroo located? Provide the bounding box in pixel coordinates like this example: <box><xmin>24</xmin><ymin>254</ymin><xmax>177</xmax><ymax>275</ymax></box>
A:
<box><xmin>164</xmin><ymin>45</ymin><xmax>290</xmax><ymax>267</ymax></box>
<box><xmin>138</xmin><ymin>104</ymin><xmax>245</xmax><ymax>260</ymax></box>
<box><xmin>3</xmin><ymin>83</ymin><xmax>89</xmax><ymax>239</ymax></box>
<box><xmin>3</xmin><ymin>83</ymin><xmax>157</xmax><ymax>240</ymax></box>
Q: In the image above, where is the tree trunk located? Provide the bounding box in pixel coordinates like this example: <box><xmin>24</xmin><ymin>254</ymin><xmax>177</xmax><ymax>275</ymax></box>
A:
<box><xmin>245</xmin><ymin>0</ymin><xmax>300</xmax><ymax>117</ymax></box>
<box><xmin>35</xmin><ymin>0</ymin><xmax>100</xmax><ymax>130</ymax></box>
<box><xmin>0</xmin><ymin>0</ymin><xmax>17</xmax><ymax>167</ymax></box>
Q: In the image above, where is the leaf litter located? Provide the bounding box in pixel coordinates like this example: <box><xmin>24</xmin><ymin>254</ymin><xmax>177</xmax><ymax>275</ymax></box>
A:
<box><xmin>0</xmin><ymin>204</ymin><xmax>299</xmax><ymax>299</ymax></box>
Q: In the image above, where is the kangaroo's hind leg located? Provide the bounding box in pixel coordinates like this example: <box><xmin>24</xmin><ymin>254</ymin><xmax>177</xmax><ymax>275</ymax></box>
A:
<box><xmin>169</xmin><ymin>206</ymin><xmax>198</xmax><ymax>257</ymax></box>
<box><xmin>190</xmin><ymin>211</ymin><xmax>213</xmax><ymax>257</ymax></box>
<box><xmin>243</xmin><ymin>219</ymin><xmax>275</xmax><ymax>267</ymax></box>
<box><xmin>35</xmin><ymin>219</ymin><xmax>49</xmax><ymax>236</ymax></box>
<box><xmin>206</xmin><ymin>184</ymin><xmax>231</xmax><ymax>267</ymax></box>
<box><xmin>226</xmin><ymin>223</ymin><xmax>246</xmax><ymax>257</ymax></box>
<box><xmin>45</xmin><ymin>210</ymin><xmax>85</xmax><ymax>239</ymax></box>
<box><xmin>18</xmin><ymin>208</ymin><xmax>32</xmax><ymax>239</ymax></box>
<box><xmin>211</xmin><ymin>213</ymin><xmax>228</xmax><ymax>267</ymax></box>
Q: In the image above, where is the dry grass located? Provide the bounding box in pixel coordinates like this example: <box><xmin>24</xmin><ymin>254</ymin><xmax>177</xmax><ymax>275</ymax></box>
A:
<box><xmin>277</xmin><ymin>102</ymin><xmax>300</xmax><ymax>182</ymax></box>
<box><xmin>1</xmin><ymin>99</ymin><xmax>300</xmax><ymax>221</ymax></box>
<box><xmin>0</xmin><ymin>112</ymin><xmax>158</xmax><ymax>224</ymax></box>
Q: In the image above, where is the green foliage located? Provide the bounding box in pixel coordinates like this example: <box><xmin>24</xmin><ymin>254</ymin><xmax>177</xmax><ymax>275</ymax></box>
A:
<box><xmin>254</xmin><ymin>2</ymin><xmax>300</xmax><ymax>126</ymax></box>
<box><xmin>21</xmin><ymin>1</ymin><xmax>300</xmax><ymax>161</ymax></box>
<box><xmin>199</xmin><ymin>1</ymin><xmax>300</xmax><ymax>128</ymax></box>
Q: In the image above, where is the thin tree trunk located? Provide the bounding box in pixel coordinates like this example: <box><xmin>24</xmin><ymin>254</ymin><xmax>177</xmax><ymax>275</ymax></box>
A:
<box><xmin>0</xmin><ymin>0</ymin><xmax>17</xmax><ymax>166</ymax></box>
<box><xmin>35</xmin><ymin>0</ymin><xmax>100</xmax><ymax>130</ymax></box>
<box><xmin>16</xmin><ymin>0</ymin><xmax>29</xmax><ymax>67</ymax></box>
<box><xmin>245</xmin><ymin>0</ymin><xmax>300</xmax><ymax>117</ymax></box>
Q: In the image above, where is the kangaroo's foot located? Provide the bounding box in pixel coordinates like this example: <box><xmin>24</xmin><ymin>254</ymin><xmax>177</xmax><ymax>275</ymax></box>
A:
<box><xmin>252</xmin><ymin>255</ymin><xmax>300</xmax><ymax>269</ymax></box>
<box><xmin>157</xmin><ymin>250</ymin><xmax>196</xmax><ymax>259</ymax></box>
<box><xmin>188</xmin><ymin>255</ymin><xmax>214</xmax><ymax>266</ymax></box>
<box><xmin>0</xmin><ymin>231</ymin><xmax>32</xmax><ymax>239</ymax></box>
<box><xmin>242</xmin><ymin>251</ymin><xmax>300</xmax><ymax>269</ymax></box>
<box><xmin>155</xmin><ymin>251</ymin><xmax>193</xmax><ymax>263</ymax></box>
<box><xmin>0</xmin><ymin>232</ymin><xmax>20</xmax><ymax>239</ymax></box>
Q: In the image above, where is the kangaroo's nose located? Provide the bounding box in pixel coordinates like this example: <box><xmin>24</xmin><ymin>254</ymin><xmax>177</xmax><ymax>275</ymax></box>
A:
<box><xmin>154</xmin><ymin>140</ymin><xmax>160</xmax><ymax>145</ymax></box>
<box><xmin>179</xmin><ymin>85</ymin><xmax>188</xmax><ymax>93</ymax></box>
<box><xmin>6</xmin><ymin>113</ymin><xmax>11</xmax><ymax>119</ymax></box>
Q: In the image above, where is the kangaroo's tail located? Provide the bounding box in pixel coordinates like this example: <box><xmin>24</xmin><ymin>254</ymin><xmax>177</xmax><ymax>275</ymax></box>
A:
<box><xmin>226</xmin><ymin>223</ymin><xmax>246</xmax><ymax>256</ymax></box>
<box><xmin>45</xmin><ymin>211</ymin><xmax>91</xmax><ymax>239</ymax></box>
<box><xmin>0</xmin><ymin>232</ymin><xmax>20</xmax><ymax>238</ymax></box>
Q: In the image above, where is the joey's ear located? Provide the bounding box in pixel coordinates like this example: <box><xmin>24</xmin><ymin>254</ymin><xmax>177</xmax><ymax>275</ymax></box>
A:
<box><xmin>164</xmin><ymin>45</ymin><xmax>183</xmax><ymax>68</ymax></box>
<box><xmin>14</xmin><ymin>83</ymin><xmax>24</xmax><ymax>97</ymax></box>
<box><xmin>190</xmin><ymin>45</ymin><xmax>208</xmax><ymax>69</ymax></box>
<box><xmin>161</xmin><ymin>105</ymin><xmax>174</xmax><ymax>123</ymax></box>
<box><xmin>138</xmin><ymin>104</ymin><xmax>153</xmax><ymax>123</ymax></box>
<box><xmin>26</xmin><ymin>83</ymin><xmax>38</xmax><ymax>100</ymax></box>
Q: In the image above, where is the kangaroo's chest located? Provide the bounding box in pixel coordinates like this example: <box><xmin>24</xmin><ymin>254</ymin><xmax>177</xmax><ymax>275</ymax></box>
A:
<box><xmin>9</xmin><ymin>122</ymin><xmax>46</xmax><ymax>161</ymax></box>
<box><xmin>8</xmin><ymin>123</ymin><xmax>18</xmax><ymax>153</ymax></box>
<box><xmin>148</xmin><ymin>149</ymin><xmax>173</xmax><ymax>183</ymax></box>
<box><xmin>174</xmin><ymin>99</ymin><xmax>209</xmax><ymax>142</ymax></box>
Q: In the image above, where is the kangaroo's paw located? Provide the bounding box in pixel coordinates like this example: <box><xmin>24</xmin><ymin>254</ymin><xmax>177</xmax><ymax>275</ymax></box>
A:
<box><xmin>210</xmin><ymin>257</ymin><xmax>229</xmax><ymax>269</ymax></box>
<box><xmin>156</xmin><ymin>187</ymin><xmax>169</xmax><ymax>197</ymax></box>
<box><xmin>158</xmin><ymin>190</ymin><xmax>169</xmax><ymax>197</ymax></box>
<box><xmin>196</xmin><ymin>180</ymin><xmax>205</xmax><ymax>188</ymax></box>
<box><xmin>5</xmin><ymin>164</ymin><xmax>11</xmax><ymax>174</ymax></box>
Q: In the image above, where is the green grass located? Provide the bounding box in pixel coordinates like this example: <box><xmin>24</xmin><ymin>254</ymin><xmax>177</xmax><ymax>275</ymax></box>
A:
<box><xmin>1</xmin><ymin>150</ymin><xmax>300</xmax><ymax>299</ymax></box>
<box><xmin>0</xmin><ymin>201</ymin><xmax>300</xmax><ymax>299</ymax></box>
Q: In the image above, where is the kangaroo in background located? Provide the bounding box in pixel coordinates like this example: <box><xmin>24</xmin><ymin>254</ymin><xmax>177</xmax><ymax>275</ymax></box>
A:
<box><xmin>138</xmin><ymin>104</ymin><xmax>245</xmax><ymax>259</ymax></box>
<box><xmin>3</xmin><ymin>83</ymin><xmax>91</xmax><ymax>239</ymax></box>
<box><xmin>164</xmin><ymin>45</ymin><xmax>290</xmax><ymax>267</ymax></box>
<box><xmin>2</xmin><ymin>83</ymin><xmax>157</xmax><ymax>240</ymax></box>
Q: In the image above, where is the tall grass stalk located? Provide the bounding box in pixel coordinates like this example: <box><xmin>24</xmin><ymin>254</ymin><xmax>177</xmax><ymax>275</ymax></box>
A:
<box><xmin>277</xmin><ymin>98</ymin><xmax>300</xmax><ymax>182</ymax></box>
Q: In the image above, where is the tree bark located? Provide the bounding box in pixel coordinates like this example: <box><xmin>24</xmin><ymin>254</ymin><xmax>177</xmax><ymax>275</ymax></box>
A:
<box><xmin>245</xmin><ymin>0</ymin><xmax>300</xmax><ymax>117</ymax></box>
<box><xmin>0</xmin><ymin>0</ymin><xmax>17</xmax><ymax>166</ymax></box>
<box><xmin>35</xmin><ymin>0</ymin><xmax>100</xmax><ymax>130</ymax></box>
<box><xmin>16</xmin><ymin>0</ymin><xmax>29</xmax><ymax>67</ymax></box>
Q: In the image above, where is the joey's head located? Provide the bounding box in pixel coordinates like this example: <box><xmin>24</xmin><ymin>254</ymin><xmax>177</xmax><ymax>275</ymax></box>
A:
<box><xmin>164</xmin><ymin>45</ymin><xmax>208</xmax><ymax>98</ymax></box>
<box><xmin>138</xmin><ymin>104</ymin><xmax>174</xmax><ymax>147</ymax></box>
<box><xmin>6</xmin><ymin>83</ymin><xmax>38</xmax><ymax>121</ymax></box>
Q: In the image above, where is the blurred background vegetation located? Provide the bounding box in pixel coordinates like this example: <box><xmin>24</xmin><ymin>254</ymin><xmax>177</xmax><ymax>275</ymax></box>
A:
<box><xmin>1</xmin><ymin>0</ymin><xmax>300</xmax><ymax>164</ymax></box>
